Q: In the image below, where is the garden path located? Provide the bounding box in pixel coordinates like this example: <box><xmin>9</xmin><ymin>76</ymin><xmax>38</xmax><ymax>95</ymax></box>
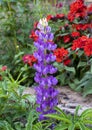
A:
<box><xmin>24</xmin><ymin>86</ymin><xmax>92</xmax><ymax>115</ymax></box>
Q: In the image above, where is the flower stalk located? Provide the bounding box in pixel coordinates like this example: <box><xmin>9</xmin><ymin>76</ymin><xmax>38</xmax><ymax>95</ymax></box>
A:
<box><xmin>33</xmin><ymin>18</ymin><xmax>58</xmax><ymax>120</ymax></box>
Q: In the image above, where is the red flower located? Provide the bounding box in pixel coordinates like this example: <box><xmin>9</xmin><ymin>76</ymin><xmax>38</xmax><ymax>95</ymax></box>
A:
<box><xmin>73</xmin><ymin>24</ymin><xmax>89</xmax><ymax>31</ymax></box>
<box><xmin>54</xmin><ymin>48</ymin><xmax>69</xmax><ymax>63</ymax></box>
<box><xmin>47</xmin><ymin>15</ymin><xmax>53</xmax><ymax>21</ymax></box>
<box><xmin>63</xmin><ymin>35</ymin><xmax>70</xmax><ymax>43</ymax></box>
<box><xmin>68</xmin><ymin>13</ymin><xmax>75</xmax><ymax>22</ymax></box>
<box><xmin>71</xmin><ymin>31</ymin><xmax>80</xmax><ymax>37</ymax></box>
<box><xmin>29</xmin><ymin>30</ymin><xmax>39</xmax><ymax>41</ymax></box>
<box><xmin>72</xmin><ymin>36</ymin><xmax>88</xmax><ymax>50</ymax></box>
<box><xmin>87</xmin><ymin>4</ymin><xmax>92</xmax><ymax>15</ymax></box>
<box><xmin>63</xmin><ymin>59</ymin><xmax>71</xmax><ymax>66</ymax></box>
<box><xmin>1</xmin><ymin>66</ymin><xmax>7</xmax><ymax>71</ymax></box>
<box><xmin>22</xmin><ymin>54</ymin><xmax>37</xmax><ymax>66</ymax></box>
<box><xmin>34</xmin><ymin>22</ymin><xmax>38</xmax><ymax>29</ymax></box>
<box><xmin>68</xmin><ymin>0</ymin><xmax>87</xmax><ymax>21</ymax></box>
<box><xmin>84</xmin><ymin>38</ymin><xmax>92</xmax><ymax>56</ymax></box>
<box><xmin>56</xmin><ymin>14</ymin><xmax>65</xmax><ymax>19</ymax></box>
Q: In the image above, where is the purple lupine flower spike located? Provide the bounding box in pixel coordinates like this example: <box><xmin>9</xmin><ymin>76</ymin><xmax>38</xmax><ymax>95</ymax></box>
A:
<box><xmin>34</xmin><ymin>18</ymin><xmax>58</xmax><ymax>120</ymax></box>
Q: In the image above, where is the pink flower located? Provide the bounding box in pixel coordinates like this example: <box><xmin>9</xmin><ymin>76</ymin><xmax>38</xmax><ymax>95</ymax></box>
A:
<box><xmin>1</xmin><ymin>66</ymin><xmax>7</xmax><ymax>71</ymax></box>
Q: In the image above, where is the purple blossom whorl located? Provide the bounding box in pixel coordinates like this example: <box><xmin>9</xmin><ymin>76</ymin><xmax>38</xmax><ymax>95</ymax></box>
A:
<box><xmin>33</xmin><ymin>18</ymin><xmax>58</xmax><ymax>120</ymax></box>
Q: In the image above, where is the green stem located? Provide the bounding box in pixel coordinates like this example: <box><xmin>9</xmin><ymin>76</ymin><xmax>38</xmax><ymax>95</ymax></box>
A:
<box><xmin>91</xmin><ymin>64</ymin><xmax>92</xmax><ymax>73</ymax></box>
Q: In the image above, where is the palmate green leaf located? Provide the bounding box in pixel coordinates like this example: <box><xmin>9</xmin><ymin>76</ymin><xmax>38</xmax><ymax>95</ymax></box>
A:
<box><xmin>76</xmin><ymin>73</ymin><xmax>92</xmax><ymax>92</ymax></box>
<box><xmin>33</xmin><ymin>122</ymin><xmax>43</xmax><ymax>130</ymax></box>
<box><xmin>83</xmin><ymin>120</ymin><xmax>92</xmax><ymax>125</ymax></box>
<box><xmin>83</xmin><ymin>79</ymin><xmax>92</xmax><ymax>96</ymax></box>
<box><xmin>68</xmin><ymin>124</ymin><xmax>75</xmax><ymax>130</ymax></box>
<box><xmin>53</xmin><ymin>62</ymin><xmax>64</xmax><ymax>71</ymax></box>
<box><xmin>54</xmin><ymin>107</ymin><xmax>67</xmax><ymax>118</ymax></box>
<box><xmin>57</xmin><ymin>73</ymin><xmax>66</xmax><ymax>85</ymax></box>
<box><xmin>69</xmin><ymin>82</ymin><xmax>76</xmax><ymax>90</ymax></box>
<box><xmin>77</xmin><ymin>122</ymin><xmax>89</xmax><ymax>130</ymax></box>
<box><xmin>22</xmin><ymin>94</ymin><xmax>36</xmax><ymax>104</ymax></box>
<box><xmin>45</xmin><ymin>114</ymin><xmax>71</xmax><ymax>124</ymax></box>
<box><xmin>54</xmin><ymin>123</ymin><xmax>68</xmax><ymax>130</ymax></box>
<box><xmin>64</xmin><ymin>66</ymin><xmax>75</xmax><ymax>74</ymax></box>
<box><xmin>25</xmin><ymin>110</ymin><xmax>38</xmax><ymax>130</ymax></box>
<box><xmin>14</xmin><ymin>51</ymin><xmax>24</xmax><ymax>60</ymax></box>
<box><xmin>77</xmin><ymin>61</ymin><xmax>87</xmax><ymax>68</ymax></box>
<box><xmin>80</xmin><ymin>108</ymin><xmax>92</xmax><ymax>119</ymax></box>
<box><xmin>0</xmin><ymin>121</ymin><xmax>14</xmax><ymax>130</ymax></box>
<box><xmin>74</xmin><ymin>105</ymin><xmax>81</xmax><ymax>120</ymax></box>
<box><xmin>33</xmin><ymin>120</ymin><xmax>52</xmax><ymax>130</ymax></box>
<box><xmin>0</xmin><ymin>94</ymin><xmax>8</xmax><ymax>98</ymax></box>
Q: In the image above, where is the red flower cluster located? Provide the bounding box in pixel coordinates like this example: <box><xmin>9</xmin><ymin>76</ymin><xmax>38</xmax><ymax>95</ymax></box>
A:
<box><xmin>22</xmin><ymin>54</ymin><xmax>37</xmax><ymax>66</ymax></box>
<box><xmin>72</xmin><ymin>36</ymin><xmax>88</xmax><ymax>50</ymax></box>
<box><xmin>54</xmin><ymin>47</ymin><xmax>69</xmax><ymax>64</ymax></box>
<box><xmin>87</xmin><ymin>4</ymin><xmax>92</xmax><ymax>15</ymax></box>
<box><xmin>29</xmin><ymin>30</ymin><xmax>38</xmax><ymax>41</ymax></box>
<box><xmin>72</xmin><ymin>36</ymin><xmax>92</xmax><ymax>56</ymax></box>
<box><xmin>71</xmin><ymin>31</ymin><xmax>80</xmax><ymax>38</ymax></box>
<box><xmin>84</xmin><ymin>38</ymin><xmax>92</xmax><ymax>56</ymax></box>
<box><xmin>63</xmin><ymin>59</ymin><xmax>71</xmax><ymax>66</ymax></box>
<box><xmin>72</xmin><ymin>24</ymin><xmax>89</xmax><ymax>31</ymax></box>
<box><xmin>47</xmin><ymin>13</ymin><xmax>65</xmax><ymax>21</ymax></box>
<box><xmin>63</xmin><ymin>35</ymin><xmax>70</xmax><ymax>43</ymax></box>
<box><xmin>68</xmin><ymin>0</ymin><xmax>87</xmax><ymax>22</ymax></box>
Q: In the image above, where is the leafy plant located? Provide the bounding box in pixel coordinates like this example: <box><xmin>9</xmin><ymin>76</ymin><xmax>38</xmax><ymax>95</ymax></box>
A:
<box><xmin>0</xmin><ymin>0</ymin><xmax>33</xmax><ymax>69</ymax></box>
<box><xmin>0</xmin><ymin>70</ymin><xmax>36</xmax><ymax>129</ymax></box>
<box><xmin>45</xmin><ymin>106</ymin><xmax>92</xmax><ymax>130</ymax></box>
<box><xmin>76</xmin><ymin>71</ymin><xmax>92</xmax><ymax>97</ymax></box>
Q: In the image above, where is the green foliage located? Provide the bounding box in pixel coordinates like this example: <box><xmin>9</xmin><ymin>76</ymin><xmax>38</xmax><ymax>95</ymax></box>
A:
<box><xmin>11</xmin><ymin>51</ymin><xmax>36</xmax><ymax>86</ymax></box>
<box><xmin>76</xmin><ymin>71</ymin><xmax>92</xmax><ymax>97</ymax></box>
<box><xmin>53</xmin><ymin>62</ymin><xmax>75</xmax><ymax>86</ymax></box>
<box><xmin>0</xmin><ymin>0</ymin><xmax>33</xmax><ymax>66</ymax></box>
<box><xmin>45</xmin><ymin>106</ymin><xmax>92</xmax><ymax>130</ymax></box>
<box><xmin>0</xmin><ymin>70</ymin><xmax>37</xmax><ymax>130</ymax></box>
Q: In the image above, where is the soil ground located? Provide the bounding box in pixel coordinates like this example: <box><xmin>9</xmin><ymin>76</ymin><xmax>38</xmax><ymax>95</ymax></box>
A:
<box><xmin>24</xmin><ymin>86</ymin><xmax>92</xmax><ymax>114</ymax></box>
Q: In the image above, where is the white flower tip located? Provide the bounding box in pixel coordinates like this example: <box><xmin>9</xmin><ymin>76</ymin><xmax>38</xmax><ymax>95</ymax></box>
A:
<box><xmin>39</xmin><ymin>18</ymin><xmax>48</xmax><ymax>27</ymax></box>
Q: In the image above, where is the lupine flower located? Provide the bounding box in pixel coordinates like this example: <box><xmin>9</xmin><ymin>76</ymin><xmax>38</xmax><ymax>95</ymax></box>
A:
<box><xmin>33</xmin><ymin>18</ymin><xmax>58</xmax><ymax>120</ymax></box>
